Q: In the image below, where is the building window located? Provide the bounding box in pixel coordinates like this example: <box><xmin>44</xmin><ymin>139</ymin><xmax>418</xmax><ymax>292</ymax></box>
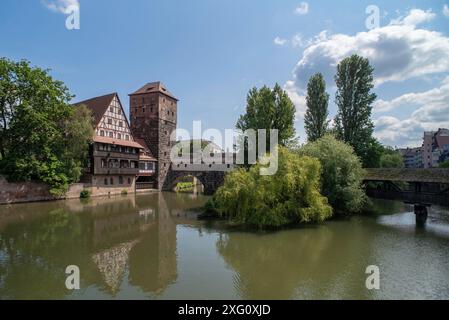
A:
<box><xmin>119</xmin><ymin>176</ymin><xmax>123</xmax><ymax>184</ymax></box>
<box><xmin>104</xmin><ymin>178</ymin><xmax>108</xmax><ymax>185</ymax></box>
<box><xmin>109</xmin><ymin>132</ymin><xmax>113</xmax><ymax>138</ymax></box>
<box><xmin>110</xmin><ymin>107</ymin><xmax>114</xmax><ymax>113</ymax></box>
<box><xmin>128</xmin><ymin>177</ymin><xmax>131</xmax><ymax>184</ymax></box>
<box><xmin>125</xmin><ymin>135</ymin><xmax>129</xmax><ymax>141</ymax></box>
<box><xmin>143</xmin><ymin>108</ymin><xmax>145</xmax><ymax>113</ymax></box>
<box><xmin>118</xmin><ymin>109</ymin><xmax>121</xmax><ymax>115</ymax></box>
<box><xmin>100</xmin><ymin>130</ymin><xmax>105</xmax><ymax>137</ymax></box>
<box><xmin>110</xmin><ymin>177</ymin><xmax>114</xmax><ymax>185</ymax></box>
<box><xmin>119</xmin><ymin>121</ymin><xmax>123</xmax><ymax>127</ymax></box>
<box><xmin>108</xmin><ymin>118</ymin><xmax>112</xmax><ymax>124</ymax></box>
<box><xmin>101</xmin><ymin>159</ymin><xmax>107</xmax><ymax>168</ymax></box>
<box><xmin>117</xmin><ymin>133</ymin><xmax>122</xmax><ymax>140</ymax></box>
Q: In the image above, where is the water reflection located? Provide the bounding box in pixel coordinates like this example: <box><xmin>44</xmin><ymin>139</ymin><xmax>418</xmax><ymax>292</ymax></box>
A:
<box><xmin>0</xmin><ymin>195</ymin><xmax>448</xmax><ymax>300</ymax></box>
<box><xmin>0</xmin><ymin>193</ymin><xmax>206</xmax><ymax>299</ymax></box>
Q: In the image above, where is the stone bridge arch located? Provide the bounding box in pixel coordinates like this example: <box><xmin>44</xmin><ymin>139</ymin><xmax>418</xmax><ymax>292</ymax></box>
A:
<box><xmin>163</xmin><ymin>169</ymin><xmax>226</xmax><ymax>195</ymax></box>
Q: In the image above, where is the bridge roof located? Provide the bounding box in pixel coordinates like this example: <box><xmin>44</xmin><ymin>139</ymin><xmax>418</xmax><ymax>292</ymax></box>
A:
<box><xmin>364</xmin><ymin>168</ymin><xmax>449</xmax><ymax>184</ymax></box>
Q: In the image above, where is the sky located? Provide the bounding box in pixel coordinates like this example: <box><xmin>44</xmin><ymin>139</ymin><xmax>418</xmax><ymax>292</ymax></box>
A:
<box><xmin>1</xmin><ymin>0</ymin><xmax>448</xmax><ymax>148</ymax></box>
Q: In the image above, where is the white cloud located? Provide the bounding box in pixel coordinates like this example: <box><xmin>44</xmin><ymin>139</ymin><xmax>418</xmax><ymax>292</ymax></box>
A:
<box><xmin>274</xmin><ymin>37</ymin><xmax>287</xmax><ymax>46</ymax></box>
<box><xmin>443</xmin><ymin>4</ymin><xmax>449</xmax><ymax>17</ymax></box>
<box><xmin>374</xmin><ymin>76</ymin><xmax>449</xmax><ymax>113</ymax></box>
<box><xmin>289</xmin><ymin>9</ymin><xmax>449</xmax><ymax>93</ymax></box>
<box><xmin>284</xmin><ymin>80</ymin><xmax>306</xmax><ymax>120</ymax></box>
<box><xmin>390</xmin><ymin>8</ymin><xmax>435</xmax><ymax>26</ymax></box>
<box><xmin>292</xmin><ymin>34</ymin><xmax>304</xmax><ymax>48</ymax></box>
<box><xmin>373</xmin><ymin>76</ymin><xmax>449</xmax><ymax>147</ymax></box>
<box><xmin>42</xmin><ymin>0</ymin><xmax>79</xmax><ymax>14</ymax></box>
<box><xmin>294</xmin><ymin>2</ymin><xmax>309</xmax><ymax>15</ymax></box>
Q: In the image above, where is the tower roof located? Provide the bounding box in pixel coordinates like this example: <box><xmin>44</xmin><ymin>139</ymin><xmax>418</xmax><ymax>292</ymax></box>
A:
<box><xmin>129</xmin><ymin>82</ymin><xmax>178</xmax><ymax>101</ymax></box>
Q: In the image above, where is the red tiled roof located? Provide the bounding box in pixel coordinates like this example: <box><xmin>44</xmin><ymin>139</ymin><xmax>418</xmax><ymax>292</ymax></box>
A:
<box><xmin>93</xmin><ymin>136</ymin><xmax>144</xmax><ymax>149</ymax></box>
<box><xmin>73</xmin><ymin>93</ymin><xmax>116</xmax><ymax>126</ymax></box>
<box><xmin>135</xmin><ymin>138</ymin><xmax>157</xmax><ymax>161</ymax></box>
<box><xmin>129</xmin><ymin>82</ymin><xmax>178</xmax><ymax>101</ymax></box>
<box><xmin>140</xmin><ymin>154</ymin><xmax>157</xmax><ymax>161</ymax></box>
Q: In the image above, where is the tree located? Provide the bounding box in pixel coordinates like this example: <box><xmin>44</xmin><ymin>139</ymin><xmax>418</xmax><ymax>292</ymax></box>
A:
<box><xmin>304</xmin><ymin>73</ymin><xmax>329</xmax><ymax>142</ymax></box>
<box><xmin>236</xmin><ymin>83</ymin><xmax>297</xmax><ymax>151</ymax></box>
<box><xmin>0</xmin><ymin>58</ymin><xmax>93</xmax><ymax>195</ymax></box>
<box><xmin>440</xmin><ymin>160</ymin><xmax>449</xmax><ymax>168</ymax></box>
<box><xmin>334</xmin><ymin>55</ymin><xmax>377</xmax><ymax>167</ymax></box>
<box><xmin>208</xmin><ymin>147</ymin><xmax>332</xmax><ymax>228</ymax></box>
<box><xmin>361</xmin><ymin>137</ymin><xmax>384</xmax><ymax>168</ymax></box>
<box><xmin>379</xmin><ymin>149</ymin><xmax>404</xmax><ymax>168</ymax></box>
<box><xmin>299</xmin><ymin>135</ymin><xmax>366</xmax><ymax>214</ymax></box>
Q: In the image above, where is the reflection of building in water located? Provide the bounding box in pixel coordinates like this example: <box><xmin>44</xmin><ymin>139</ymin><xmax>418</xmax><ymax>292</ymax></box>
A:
<box><xmin>128</xmin><ymin>193</ymin><xmax>177</xmax><ymax>295</ymax></box>
<box><xmin>85</xmin><ymin>193</ymin><xmax>177</xmax><ymax>296</ymax></box>
<box><xmin>92</xmin><ymin>240</ymin><xmax>138</xmax><ymax>294</ymax></box>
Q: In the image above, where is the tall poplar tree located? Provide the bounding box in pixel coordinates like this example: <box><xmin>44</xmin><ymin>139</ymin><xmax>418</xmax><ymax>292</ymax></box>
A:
<box><xmin>304</xmin><ymin>73</ymin><xmax>329</xmax><ymax>142</ymax></box>
<box><xmin>334</xmin><ymin>55</ymin><xmax>377</xmax><ymax>166</ymax></box>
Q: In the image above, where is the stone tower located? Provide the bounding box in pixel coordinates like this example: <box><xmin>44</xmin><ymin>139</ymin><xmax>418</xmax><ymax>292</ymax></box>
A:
<box><xmin>129</xmin><ymin>82</ymin><xmax>178</xmax><ymax>189</ymax></box>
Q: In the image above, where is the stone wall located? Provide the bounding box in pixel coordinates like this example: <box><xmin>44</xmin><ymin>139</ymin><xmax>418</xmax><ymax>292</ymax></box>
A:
<box><xmin>0</xmin><ymin>175</ymin><xmax>139</xmax><ymax>205</ymax></box>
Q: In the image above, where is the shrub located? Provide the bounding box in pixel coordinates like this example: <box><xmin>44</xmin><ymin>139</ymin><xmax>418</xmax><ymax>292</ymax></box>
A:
<box><xmin>299</xmin><ymin>135</ymin><xmax>366</xmax><ymax>214</ymax></box>
<box><xmin>210</xmin><ymin>147</ymin><xmax>332</xmax><ymax>228</ymax></box>
<box><xmin>80</xmin><ymin>189</ymin><xmax>91</xmax><ymax>199</ymax></box>
<box><xmin>121</xmin><ymin>189</ymin><xmax>128</xmax><ymax>196</ymax></box>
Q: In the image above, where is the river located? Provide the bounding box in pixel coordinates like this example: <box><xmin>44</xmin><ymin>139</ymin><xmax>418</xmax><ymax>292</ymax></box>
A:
<box><xmin>0</xmin><ymin>192</ymin><xmax>448</xmax><ymax>300</ymax></box>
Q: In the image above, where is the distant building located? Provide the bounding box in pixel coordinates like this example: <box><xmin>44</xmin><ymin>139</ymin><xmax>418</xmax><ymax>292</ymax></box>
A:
<box><xmin>399</xmin><ymin>147</ymin><xmax>422</xmax><ymax>169</ymax></box>
<box><xmin>422</xmin><ymin>129</ymin><xmax>449</xmax><ymax>168</ymax></box>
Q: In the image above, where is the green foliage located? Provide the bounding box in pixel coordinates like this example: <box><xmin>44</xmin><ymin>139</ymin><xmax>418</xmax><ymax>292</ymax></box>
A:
<box><xmin>79</xmin><ymin>189</ymin><xmax>91</xmax><ymax>199</ymax></box>
<box><xmin>304</xmin><ymin>73</ymin><xmax>329</xmax><ymax>142</ymax></box>
<box><xmin>380</xmin><ymin>152</ymin><xmax>404</xmax><ymax>168</ymax></box>
<box><xmin>440</xmin><ymin>160</ymin><xmax>449</xmax><ymax>168</ymax></box>
<box><xmin>0</xmin><ymin>58</ymin><xmax>93</xmax><ymax>196</ymax></box>
<box><xmin>359</xmin><ymin>137</ymin><xmax>384</xmax><ymax>168</ymax></box>
<box><xmin>210</xmin><ymin>147</ymin><xmax>333</xmax><ymax>228</ymax></box>
<box><xmin>334</xmin><ymin>55</ymin><xmax>377</xmax><ymax>167</ymax></box>
<box><xmin>121</xmin><ymin>189</ymin><xmax>128</xmax><ymax>196</ymax></box>
<box><xmin>299</xmin><ymin>135</ymin><xmax>366</xmax><ymax>214</ymax></box>
<box><xmin>176</xmin><ymin>182</ymin><xmax>194</xmax><ymax>191</ymax></box>
<box><xmin>236</xmin><ymin>83</ymin><xmax>297</xmax><ymax>149</ymax></box>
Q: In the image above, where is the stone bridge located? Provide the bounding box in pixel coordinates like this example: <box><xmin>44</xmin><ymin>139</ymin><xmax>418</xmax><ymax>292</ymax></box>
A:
<box><xmin>163</xmin><ymin>163</ymin><xmax>232</xmax><ymax>195</ymax></box>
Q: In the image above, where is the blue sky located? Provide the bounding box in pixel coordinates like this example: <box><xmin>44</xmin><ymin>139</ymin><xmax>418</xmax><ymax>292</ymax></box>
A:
<box><xmin>1</xmin><ymin>0</ymin><xmax>448</xmax><ymax>147</ymax></box>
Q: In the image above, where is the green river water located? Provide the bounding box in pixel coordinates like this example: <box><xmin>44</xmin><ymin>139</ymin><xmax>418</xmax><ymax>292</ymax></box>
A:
<box><xmin>0</xmin><ymin>192</ymin><xmax>448</xmax><ymax>300</ymax></box>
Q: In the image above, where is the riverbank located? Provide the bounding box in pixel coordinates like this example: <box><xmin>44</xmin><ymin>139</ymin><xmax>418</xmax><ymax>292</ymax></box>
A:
<box><xmin>0</xmin><ymin>175</ymin><xmax>158</xmax><ymax>205</ymax></box>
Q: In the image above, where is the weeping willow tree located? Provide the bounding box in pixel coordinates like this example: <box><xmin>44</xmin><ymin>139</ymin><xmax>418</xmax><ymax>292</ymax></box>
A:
<box><xmin>208</xmin><ymin>147</ymin><xmax>332</xmax><ymax>228</ymax></box>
